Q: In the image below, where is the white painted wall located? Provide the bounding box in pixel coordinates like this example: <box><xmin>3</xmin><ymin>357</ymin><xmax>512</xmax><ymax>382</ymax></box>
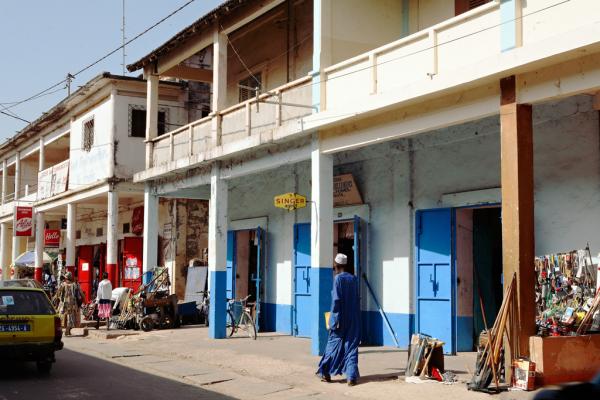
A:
<box><xmin>113</xmin><ymin>94</ymin><xmax>186</xmax><ymax>178</ymax></box>
<box><xmin>69</xmin><ymin>98</ymin><xmax>112</xmax><ymax>188</ymax></box>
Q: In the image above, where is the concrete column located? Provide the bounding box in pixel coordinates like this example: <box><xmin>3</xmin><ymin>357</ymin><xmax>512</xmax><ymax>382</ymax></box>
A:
<box><xmin>208</xmin><ymin>163</ymin><xmax>228</xmax><ymax>339</ymax></box>
<box><xmin>310</xmin><ymin>135</ymin><xmax>334</xmax><ymax>355</ymax></box>
<box><xmin>2</xmin><ymin>160</ymin><xmax>7</xmax><ymax>205</ymax></box>
<box><xmin>12</xmin><ymin>225</ymin><xmax>21</xmax><ymax>270</ymax></box>
<box><xmin>34</xmin><ymin>211</ymin><xmax>44</xmax><ymax>282</ymax></box>
<box><xmin>14</xmin><ymin>152</ymin><xmax>20</xmax><ymax>200</ymax></box>
<box><xmin>65</xmin><ymin>203</ymin><xmax>77</xmax><ymax>276</ymax></box>
<box><xmin>500</xmin><ymin>75</ymin><xmax>535</xmax><ymax>357</ymax></box>
<box><xmin>145</xmin><ymin>74</ymin><xmax>159</xmax><ymax>169</ymax></box>
<box><xmin>108</xmin><ymin>89</ymin><xmax>117</xmax><ymax>178</ymax></box>
<box><xmin>142</xmin><ymin>183</ymin><xmax>158</xmax><ymax>280</ymax></box>
<box><xmin>38</xmin><ymin>137</ymin><xmax>45</xmax><ymax>171</ymax></box>
<box><xmin>106</xmin><ymin>190</ymin><xmax>119</xmax><ymax>286</ymax></box>
<box><xmin>210</xmin><ymin>31</ymin><xmax>228</xmax><ymax>147</ymax></box>
<box><xmin>0</xmin><ymin>223</ymin><xmax>10</xmax><ymax>280</ymax></box>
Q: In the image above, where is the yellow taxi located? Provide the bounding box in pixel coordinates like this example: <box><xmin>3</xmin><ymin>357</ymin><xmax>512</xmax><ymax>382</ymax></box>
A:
<box><xmin>0</xmin><ymin>282</ymin><xmax>63</xmax><ymax>372</ymax></box>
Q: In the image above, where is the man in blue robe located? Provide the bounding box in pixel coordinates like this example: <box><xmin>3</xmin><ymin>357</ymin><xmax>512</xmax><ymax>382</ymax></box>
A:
<box><xmin>317</xmin><ymin>253</ymin><xmax>360</xmax><ymax>386</ymax></box>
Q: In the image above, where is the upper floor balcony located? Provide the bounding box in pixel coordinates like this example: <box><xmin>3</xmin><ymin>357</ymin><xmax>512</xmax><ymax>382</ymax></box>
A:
<box><xmin>133</xmin><ymin>0</ymin><xmax>600</xmax><ymax>181</ymax></box>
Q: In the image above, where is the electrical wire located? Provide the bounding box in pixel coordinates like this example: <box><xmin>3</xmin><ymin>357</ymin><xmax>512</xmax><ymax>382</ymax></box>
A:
<box><xmin>0</xmin><ymin>0</ymin><xmax>197</xmax><ymax>115</ymax></box>
<box><xmin>0</xmin><ymin>111</ymin><xmax>30</xmax><ymax>124</ymax></box>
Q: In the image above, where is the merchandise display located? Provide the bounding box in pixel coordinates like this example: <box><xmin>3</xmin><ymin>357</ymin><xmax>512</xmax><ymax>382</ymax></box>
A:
<box><xmin>535</xmin><ymin>247</ymin><xmax>599</xmax><ymax>336</ymax></box>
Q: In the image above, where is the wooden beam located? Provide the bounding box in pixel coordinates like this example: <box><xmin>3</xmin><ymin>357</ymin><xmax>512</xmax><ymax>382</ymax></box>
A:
<box><xmin>162</xmin><ymin>65</ymin><xmax>213</xmax><ymax>83</ymax></box>
<box><xmin>500</xmin><ymin>75</ymin><xmax>536</xmax><ymax>358</ymax></box>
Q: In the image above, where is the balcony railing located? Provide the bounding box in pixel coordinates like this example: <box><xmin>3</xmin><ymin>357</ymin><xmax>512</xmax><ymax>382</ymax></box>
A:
<box><xmin>151</xmin><ymin>76</ymin><xmax>312</xmax><ymax>168</ymax></box>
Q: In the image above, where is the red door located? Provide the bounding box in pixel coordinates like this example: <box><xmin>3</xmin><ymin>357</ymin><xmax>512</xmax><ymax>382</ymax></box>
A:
<box><xmin>122</xmin><ymin>237</ymin><xmax>143</xmax><ymax>292</ymax></box>
<box><xmin>77</xmin><ymin>246</ymin><xmax>94</xmax><ymax>303</ymax></box>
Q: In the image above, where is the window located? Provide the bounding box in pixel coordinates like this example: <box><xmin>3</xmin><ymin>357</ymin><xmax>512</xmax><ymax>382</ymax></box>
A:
<box><xmin>238</xmin><ymin>73</ymin><xmax>262</xmax><ymax>102</ymax></box>
<box><xmin>82</xmin><ymin>117</ymin><xmax>94</xmax><ymax>152</ymax></box>
<box><xmin>96</xmin><ymin>227</ymin><xmax>103</xmax><ymax>237</ymax></box>
<box><xmin>455</xmin><ymin>0</ymin><xmax>491</xmax><ymax>15</ymax></box>
<box><xmin>0</xmin><ymin>290</ymin><xmax>55</xmax><ymax>315</ymax></box>
<box><xmin>76</xmin><ymin>230</ymin><xmax>81</xmax><ymax>239</ymax></box>
<box><xmin>123</xmin><ymin>223</ymin><xmax>130</xmax><ymax>234</ymax></box>
<box><xmin>129</xmin><ymin>106</ymin><xmax>167</xmax><ymax>137</ymax></box>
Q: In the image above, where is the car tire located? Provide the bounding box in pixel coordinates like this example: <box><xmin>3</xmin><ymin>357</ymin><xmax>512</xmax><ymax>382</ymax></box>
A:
<box><xmin>140</xmin><ymin>316</ymin><xmax>154</xmax><ymax>332</ymax></box>
<box><xmin>36</xmin><ymin>360</ymin><xmax>52</xmax><ymax>373</ymax></box>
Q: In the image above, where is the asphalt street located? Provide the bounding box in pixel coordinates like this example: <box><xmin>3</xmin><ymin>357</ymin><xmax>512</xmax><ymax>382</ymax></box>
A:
<box><xmin>0</xmin><ymin>348</ymin><xmax>235</xmax><ymax>400</ymax></box>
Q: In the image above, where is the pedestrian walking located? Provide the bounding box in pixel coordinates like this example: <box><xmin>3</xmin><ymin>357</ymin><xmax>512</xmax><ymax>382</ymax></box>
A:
<box><xmin>316</xmin><ymin>253</ymin><xmax>361</xmax><ymax>386</ymax></box>
<box><xmin>96</xmin><ymin>272</ymin><xmax>113</xmax><ymax>330</ymax></box>
<box><xmin>56</xmin><ymin>272</ymin><xmax>84</xmax><ymax>336</ymax></box>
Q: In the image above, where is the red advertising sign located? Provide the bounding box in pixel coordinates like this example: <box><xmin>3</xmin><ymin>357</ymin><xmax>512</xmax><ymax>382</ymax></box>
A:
<box><xmin>44</xmin><ymin>229</ymin><xmax>61</xmax><ymax>248</ymax></box>
<box><xmin>14</xmin><ymin>206</ymin><xmax>33</xmax><ymax>237</ymax></box>
<box><xmin>131</xmin><ymin>206</ymin><xmax>144</xmax><ymax>235</ymax></box>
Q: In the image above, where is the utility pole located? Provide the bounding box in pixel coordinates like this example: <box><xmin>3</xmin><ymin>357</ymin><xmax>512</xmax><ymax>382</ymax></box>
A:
<box><xmin>66</xmin><ymin>73</ymin><xmax>75</xmax><ymax>96</ymax></box>
<box><xmin>121</xmin><ymin>0</ymin><xmax>127</xmax><ymax>75</ymax></box>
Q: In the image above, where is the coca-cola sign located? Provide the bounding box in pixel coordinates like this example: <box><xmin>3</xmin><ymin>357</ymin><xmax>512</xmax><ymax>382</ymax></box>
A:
<box><xmin>14</xmin><ymin>206</ymin><xmax>33</xmax><ymax>237</ymax></box>
<box><xmin>44</xmin><ymin>229</ymin><xmax>61</xmax><ymax>248</ymax></box>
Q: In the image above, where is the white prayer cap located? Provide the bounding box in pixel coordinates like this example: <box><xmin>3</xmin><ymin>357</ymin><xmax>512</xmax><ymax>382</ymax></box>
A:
<box><xmin>334</xmin><ymin>253</ymin><xmax>348</xmax><ymax>265</ymax></box>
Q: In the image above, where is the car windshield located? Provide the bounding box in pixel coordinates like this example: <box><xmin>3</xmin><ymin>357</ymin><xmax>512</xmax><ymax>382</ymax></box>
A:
<box><xmin>0</xmin><ymin>290</ymin><xmax>55</xmax><ymax>315</ymax></box>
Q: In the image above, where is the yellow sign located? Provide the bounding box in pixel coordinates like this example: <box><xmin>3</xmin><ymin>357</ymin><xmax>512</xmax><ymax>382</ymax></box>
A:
<box><xmin>274</xmin><ymin>193</ymin><xmax>307</xmax><ymax>211</ymax></box>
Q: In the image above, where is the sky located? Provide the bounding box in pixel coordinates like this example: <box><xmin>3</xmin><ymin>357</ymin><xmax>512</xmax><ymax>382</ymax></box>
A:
<box><xmin>0</xmin><ymin>0</ymin><xmax>222</xmax><ymax>141</ymax></box>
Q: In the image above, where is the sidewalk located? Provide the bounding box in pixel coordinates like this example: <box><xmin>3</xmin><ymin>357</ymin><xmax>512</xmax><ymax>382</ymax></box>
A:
<box><xmin>65</xmin><ymin>326</ymin><xmax>533</xmax><ymax>400</ymax></box>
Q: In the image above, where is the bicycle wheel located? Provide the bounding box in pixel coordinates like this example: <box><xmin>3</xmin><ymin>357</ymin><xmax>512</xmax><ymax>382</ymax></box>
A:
<box><xmin>242</xmin><ymin>312</ymin><xmax>257</xmax><ymax>340</ymax></box>
<box><xmin>227</xmin><ymin>310</ymin><xmax>236</xmax><ymax>337</ymax></box>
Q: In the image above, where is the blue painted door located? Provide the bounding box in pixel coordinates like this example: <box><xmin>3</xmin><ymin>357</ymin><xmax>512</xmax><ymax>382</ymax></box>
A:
<box><xmin>293</xmin><ymin>223</ymin><xmax>312</xmax><ymax>337</ymax></box>
<box><xmin>415</xmin><ymin>209</ymin><xmax>455</xmax><ymax>354</ymax></box>
<box><xmin>252</xmin><ymin>227</ymin><xmax>265</xmax><ymax>331</ymax></box>
<box><xmin>226</xmin><ymin>231</ymin><xmax>236</xmax><ymax>300</ymax></box>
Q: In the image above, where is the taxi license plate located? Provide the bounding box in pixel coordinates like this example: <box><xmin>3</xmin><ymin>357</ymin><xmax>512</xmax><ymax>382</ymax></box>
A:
<box><xmin>0</xmin><ymin>324</ymin><xmax>31</xmax><ymax>332</ymax></box>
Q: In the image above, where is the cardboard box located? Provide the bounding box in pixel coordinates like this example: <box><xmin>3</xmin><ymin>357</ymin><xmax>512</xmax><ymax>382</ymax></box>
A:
<box><xmin>512</xmin><ymin>359</ymin><xmax>536</xmax><ymax>391</ymax></box>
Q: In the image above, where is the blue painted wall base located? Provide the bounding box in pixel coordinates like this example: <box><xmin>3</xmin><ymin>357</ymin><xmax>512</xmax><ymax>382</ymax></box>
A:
<box><xmin>457</xmin><ymin>316</ymin><xmax>474</xmax><ymax>352</ymax></box>
<box><xmin>310</xmin><ymin>267</ymin><xmax>333</xmax><ymax>356</ymax></box>
<box><xmin>362</xmin><ymin>311</ymin><xmax>413</xmax><ymax>348</ymax></box>
<box><xmin>263</xmin><ymin>303</ymin><xmax>293</xmax><ymax>334</ymax></box>
<box><xmin>209</xmin><ymin>270</ymin><xmax>227</xmax><ymax>339</ymax></box>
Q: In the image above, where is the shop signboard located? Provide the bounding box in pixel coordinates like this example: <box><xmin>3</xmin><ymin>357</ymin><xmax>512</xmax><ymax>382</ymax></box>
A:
<box><xmin>14</xmin><ymin>206</ymin><xmax>33</xmax><ymax>237</ymax></box>
<box><xmin>37</xmin><ymin>167</ymin><xmax>53</xmax><ymax>200</ymax></box>
<box><xmin>51</xmin><ymin>160</ymin><xmax>69</xmax><ymax>196</ymax></box>
<box><xmin>274</xmin><ymin>193</ymin><xmax>307</xmax><ymax>211</ymax></box>
<box><xmin>44</xmin><ymin>229</ymin><xmax>61</xmax><ymax>248</ymax></box>
<box><xmin>333</xmin><ymin>174</ymin><xmax>363</xmax><ymax>207</ymax></box>
<box><xmin>131</xmin><ymin>206</ymin><xmax>144</xmax><ymax>235</ymax></box>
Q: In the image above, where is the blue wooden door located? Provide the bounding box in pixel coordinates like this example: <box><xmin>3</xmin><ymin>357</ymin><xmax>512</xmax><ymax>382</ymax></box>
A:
<box><xmin>415</xmin><ymin>209</ymin><xmax>455</xmax><ymax>354</ymax></box>
<box><xmin>252</xmin><ymin>227</ymin><xmax>265</xmax><ymax>331</ymax></box>
<box><xmin>226</xmin><ymin>230</ymin><xmax>236</xmax><ymax>300</ymax></box>
<box><xmin>293</xmin><ymin>223</ymin><xmax>311</xmax><ymax>337</ymax></box>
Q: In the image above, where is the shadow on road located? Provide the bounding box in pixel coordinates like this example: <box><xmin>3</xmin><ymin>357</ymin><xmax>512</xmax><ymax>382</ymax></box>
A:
<box><xmin>0</xmin><ymin>348</ymin><xmax>236</xmax><ymax>400</ymax></box>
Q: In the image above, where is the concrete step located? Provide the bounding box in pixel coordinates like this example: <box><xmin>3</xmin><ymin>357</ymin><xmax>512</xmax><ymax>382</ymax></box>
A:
<box><xmin>86</xmin><ymin>328</ymin><xmax>139</xmax><ymax>340</ymax></box>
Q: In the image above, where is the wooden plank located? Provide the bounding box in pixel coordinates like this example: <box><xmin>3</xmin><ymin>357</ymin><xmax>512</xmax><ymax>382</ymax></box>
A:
<box><xmin>499</xmin><ymin>75</ymin><xmax>535</xmax><ymax>357</ymax></box>
<box><xmin>162</xmin><ymin>65</ymin><xmax>213</xmax><ymax>83</ymax></box>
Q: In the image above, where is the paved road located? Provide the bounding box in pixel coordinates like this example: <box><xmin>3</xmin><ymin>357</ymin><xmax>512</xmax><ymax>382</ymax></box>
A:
<box><xmin>0</xmin><ymin>348</ymin><xmax>234</xmax><ymax>400</ymax></box>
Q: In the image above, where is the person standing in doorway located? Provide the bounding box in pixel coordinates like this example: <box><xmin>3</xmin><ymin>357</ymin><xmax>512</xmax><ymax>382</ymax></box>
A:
<box><xmin>317</xmin><ymin>253</ymin><xmax>361</xmax><ymax>386</ymax></box>
<box><xmin>96</xmin><ymin>272</ymin><xmax>113</xmax><ymax>330</ymax></box>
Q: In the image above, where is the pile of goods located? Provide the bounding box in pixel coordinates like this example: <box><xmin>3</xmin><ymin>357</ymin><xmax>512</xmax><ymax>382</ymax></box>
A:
<box><xmin>535</xmin><ymin>247</ymin><xmax>600</xmax><ymax>336</ymax></box>
<box><xmin>405</xmin><ymin>334</ymin><xmax>448</xmax><ymax>383</ymax></box>
<box><xmin>468</xmin><ymin>274</ymin><xmax>519</xmax><ymax>393</ymax></box>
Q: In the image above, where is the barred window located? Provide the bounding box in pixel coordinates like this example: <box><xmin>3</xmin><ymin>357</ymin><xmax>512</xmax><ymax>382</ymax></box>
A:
<box><xmin>239</xmin><ymin>73</ymin><xmax>262</xmax><ymax>102</ymax></box>
<box><xmin>82</xmin><ymin>117</ymin><xmax>94</xmax><ymax>152</ymax></box>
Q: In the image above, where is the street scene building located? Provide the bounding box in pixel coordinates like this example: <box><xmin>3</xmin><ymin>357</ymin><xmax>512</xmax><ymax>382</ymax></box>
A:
<box><xmin>2</xmin><ymin>0</ymin><xmax>600</xmax><ymax>397</ymax></box>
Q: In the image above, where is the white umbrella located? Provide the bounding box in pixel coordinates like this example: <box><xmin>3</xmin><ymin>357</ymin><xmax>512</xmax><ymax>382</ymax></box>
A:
<box><xmin>13</xmin><ymin>250</ymin><xmax>53</xmax><ymax>268</ymax></box>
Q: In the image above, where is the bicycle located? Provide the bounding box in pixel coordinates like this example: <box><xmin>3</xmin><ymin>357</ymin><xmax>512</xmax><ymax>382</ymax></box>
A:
<box><xmin>226</xmin><ymin>295</ymin><xmax>257</xmax><ymax>340</ymax></box>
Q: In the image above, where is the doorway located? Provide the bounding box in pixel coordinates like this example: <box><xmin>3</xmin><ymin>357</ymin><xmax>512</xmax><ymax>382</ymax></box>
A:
<box><xmin>415</xmin><ymin>206</ymin><xmax>503</xmax><ymax>354</ymax></box>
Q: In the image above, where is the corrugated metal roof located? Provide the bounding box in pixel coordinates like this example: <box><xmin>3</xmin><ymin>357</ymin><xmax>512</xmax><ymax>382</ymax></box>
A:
<box><xmin>126</xmin><ymin>0</ymin><xmax>251</xmax><ymax>73</ymax></box>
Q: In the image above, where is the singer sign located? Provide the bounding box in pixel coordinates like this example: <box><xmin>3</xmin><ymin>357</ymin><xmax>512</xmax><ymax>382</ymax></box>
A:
<box><xmin>44</xmin><ymin>229</ymin><xmax>61</xmax><ymax>248</ymax></box>
<box><xmin>14</xmin><ymin>206</ymin><xmax>33</xmax><ymax>237</ymax></box>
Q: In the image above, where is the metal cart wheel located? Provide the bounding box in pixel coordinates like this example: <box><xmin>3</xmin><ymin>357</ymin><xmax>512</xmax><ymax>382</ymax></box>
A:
<box><xmin>139</xmin><ymin>315</ymin><xmax>154</xmax><ymax>332</ymax></box>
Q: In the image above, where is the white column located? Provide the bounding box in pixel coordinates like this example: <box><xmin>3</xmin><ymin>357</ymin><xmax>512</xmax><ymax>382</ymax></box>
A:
<box><xmin>208</xmin><ymin>163</ymin><xmax>228</xmax><ymax>339</ymax></box>
<box><xmin>106</xmin><ymin>190</ymin><xmax>119</xmax><ymax>285</ymax></box>
<box><xmin>108</xmin><ymin>89</ymin><xmax>117</xmax><ymax>178</ymax></box>
<box><xmin>14</xmin><ymin>152</ymin><xmax>20</xmax><ymax>200</ymax></box>
<box><xmin>1</xmin><ymin>160</ymin><xmax>7</xmax><ymax>205</ymax></box>
<box><xmin>145</xmin><ymin>74</ymin><xmax>159</xmax><ymax>169</ymax></box>
<box><xmin>310</xmin><ymin>135</ymin><xmax>334</xmax><ymax>356</ymax></box>
<box><xmin>65</xmin><ymin>203</ymin><xmax>77</xmax><ymax>275</ymax></box>
<box><xmin>211</xmin><ymin>31</ymin><xmax>228</xmax><ymax>147</ymax></box>
<box><xmin>0</xmin><ymin>223</ymin><xmax>9</xmax><ymax>280</ymax></box>
<box><xmin>38</xmin><ymin>137</ymin><xmax>45</xmax><ymax>171</ymax></box>
<box><xmin>34</xmin><ymin>211</ymin><xmax>44</xmax><ymax>282</ymax></box>
<box><xmin>142</xmin><ymin>183</ymin><xmax>158</xmax><ymax>278</ymax></box>
<box><xmin>12</xmin><ymin>226</ymin><xmax>21</xmax><ymax>266</ymax></box>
